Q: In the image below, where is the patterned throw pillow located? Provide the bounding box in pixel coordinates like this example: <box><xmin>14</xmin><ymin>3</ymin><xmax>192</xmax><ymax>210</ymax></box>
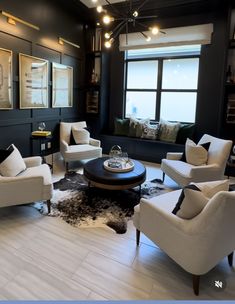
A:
<box><xmin>141</xmin><ymin>123</ymin><xmax>160</xmax><ymax>140</ymax></box>
<box><xmin>128</xmin><ymin>117</ymin><xmax>150</xmax><ymax>138</ymax></box>
<box><xmin>159</xmin><ymin>119</ymin><xmax>181</xmax><ymax>143</ymax></box>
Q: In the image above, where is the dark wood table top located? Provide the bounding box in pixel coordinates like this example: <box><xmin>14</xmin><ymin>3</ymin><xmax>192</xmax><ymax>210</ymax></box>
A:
<box><xmin>84</xmin><ymin>156</ymin><xmax>146</xmax><ymax>186</ymax></box>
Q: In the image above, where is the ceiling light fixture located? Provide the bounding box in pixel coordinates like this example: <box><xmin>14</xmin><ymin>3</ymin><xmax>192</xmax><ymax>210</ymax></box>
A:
<box><xmin>58</xmin><ymin>37</ymin><xmax>80</xmax><ymax>49</ymax></box>
<box><xmin>93</xmin><ymin>0</ymin><xmax>165</xmax><ymax>48</ymax></box>
<box><xmin>1</xmin><ymin>10</ymin><xmax>40</xmax><ymax>30</ymax></box>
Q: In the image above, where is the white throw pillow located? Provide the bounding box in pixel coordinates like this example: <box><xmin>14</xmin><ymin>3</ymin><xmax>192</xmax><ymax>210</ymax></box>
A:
<box><xmin>72</xmin><ymin>127</ymin><xmax>90</xmax><ymax>144</ymax></box>
<box><xmin>0</xmin><ymin>144</ymin><xmax>26</xmax><ymax>177</ymax></box>
<box><xmin>172</xmin><ymin>184</ymin><xmax>209</xmax><ymax>219</ymax></box>
<box><xmin>191</xmin><ymin>179</ymin><xmax>230</xmax><ymax>198</ymax></box>
<box><xmin>185</xmin><ymin>138</ymin><xmax>208</xmax><ymax>165</ymax></box>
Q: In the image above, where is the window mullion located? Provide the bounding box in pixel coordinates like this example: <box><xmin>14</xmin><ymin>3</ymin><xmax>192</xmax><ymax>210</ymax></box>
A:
<box><xmin>156</xmin><ymin>59</ymin><xmax>163</xmax><ymax>121</ymax></box>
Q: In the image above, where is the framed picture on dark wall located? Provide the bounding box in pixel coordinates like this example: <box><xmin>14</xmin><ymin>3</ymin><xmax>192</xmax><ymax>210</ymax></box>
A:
<box><xmin>19</xmin><ymin>53</ymin><xmax>48</xmax><ymax>109</ymax></box>
<box><xmin>52</xmin><ymin>62</ymin><xmax>73</xmax><ymax>108</ymax></box>
<box><xmin>0</xmin><ymin>48</ymin><xmax>13</xmax><ymax>110</ymax></box>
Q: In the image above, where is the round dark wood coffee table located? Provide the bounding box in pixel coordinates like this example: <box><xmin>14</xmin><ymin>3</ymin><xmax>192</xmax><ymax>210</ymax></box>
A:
<box><xmin>84</xmin><ymin>156</ymin><xmax>146</xmax><ymax>191</ymax></box>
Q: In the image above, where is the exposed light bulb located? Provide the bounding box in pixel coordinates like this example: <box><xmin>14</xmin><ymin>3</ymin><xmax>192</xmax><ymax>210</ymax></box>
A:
<box><xmin>96</xmin><ymin>22</ymin><xmax>100</xmax><ymax>26</ymax></box>
<box><xmin>103</xmin><ymin>15</ymin><xmax>111</xmax><ymax>24</ymax></box>
<box><xmin>104</xmin><ymin>32</ymin><xmax>111</xmax><ymax>39</ymax></box>
<box><xmin>102</xmin><ymin>15</ymin><xmax>114</xmax><ymax>24</ymax></box>
<box><xmin>146</xmin><ymin>36</ymin><xmax>151</xmax><ymax>42</ymax></box>
<box><xmin>97</xmin><ymin>5</ymin><xmax>103</xmax><ymax>13</ymax></box>
<box><xmin>91</xmin><ymin>0</ymin><xmax>98</xmax><ymax>2</ymax></box>
<box><xmin>151</xmin><ymin>26</ymin><xmax>159</xmax><ymax>35</ymax></box>
<box><xmin>104</xmin><ymin>38</ymin><xmax>114</xmax><ymax>48</ymax></box>
<box><xmin>133</xmin><ymin>11</ymin><xmax>138</xmax><ymax>17</ymax></box>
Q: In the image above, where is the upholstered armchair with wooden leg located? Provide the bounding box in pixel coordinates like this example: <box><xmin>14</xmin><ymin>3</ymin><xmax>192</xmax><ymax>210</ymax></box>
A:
<box><xmin>133</xmin><ymin>185</ymin><xmax>235</xmax><ymax>295</ymax></box>
<box><xmin>0</xmin><ymin>156</ymin><xmax>53</xmax><ymax>213</ymax></box>
<box><xmin>60</xmin><ymin>121</ymin><xmax>102</xmax><ymax>171</ymax></box>
<box><xmin>161</xmin><ymin>134</ymin><xmax>232</xmax><ymax>188</ymax></box>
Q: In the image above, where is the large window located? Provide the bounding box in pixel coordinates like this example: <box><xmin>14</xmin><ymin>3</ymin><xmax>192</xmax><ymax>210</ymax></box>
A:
<box><xmin>124</xmin><ymin>45</ymin><xmax>200</xmax><ymax>122</ymax></box>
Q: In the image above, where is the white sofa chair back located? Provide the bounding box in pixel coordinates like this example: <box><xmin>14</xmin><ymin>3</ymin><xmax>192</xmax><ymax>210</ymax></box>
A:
<box><xmin>198</xmin><ymin>134</ymin><xmax>232</xmax><ymax>171</ymax></box>
<box><xmin>133</xmin><ymin>186</ymin><xmax>235</xmax><ymax>295</ymax></box>
<box><xmin>60</xmin><ymin>121</ymin><xmax>87</xmax><ymax>147</ymax></box>
<box><xmin>60</xmin><ymin>121</ymin><xmax>102</xmax><ymax>171</ymax></box>
<box><xmin>161</xmin><ymin>134</ymin><xmax>233</xmax><ymax>187</ymax></box>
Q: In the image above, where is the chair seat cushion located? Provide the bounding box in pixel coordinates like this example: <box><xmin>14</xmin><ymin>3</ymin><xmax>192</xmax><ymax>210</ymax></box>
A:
<box><xmin>162</xmin><ymin>159</ymin><xmax>194</xmax><ymax>177</ymax></box>
<box><xmin>133</xmin><ymin>190</ymin><xmax>181</xmax><ymax>229</ymax></box>
<box><xmin>65</xmin><ymin>144</ymin><xmax>102</xmax><ymax>161</ymax></box>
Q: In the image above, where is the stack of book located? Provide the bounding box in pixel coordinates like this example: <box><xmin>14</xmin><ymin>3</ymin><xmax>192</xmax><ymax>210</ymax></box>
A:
<box><xmin>31</xmin><ymin>130</ymin><xmax>51</xmax><ymax>137</ymax></box>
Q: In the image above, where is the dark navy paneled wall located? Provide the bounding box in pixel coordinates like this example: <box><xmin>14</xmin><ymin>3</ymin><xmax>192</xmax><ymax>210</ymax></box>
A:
<box><xmin>0</xmin><ymin>0</ymin><xmax>86</xmax><ymax>156</ymax></box>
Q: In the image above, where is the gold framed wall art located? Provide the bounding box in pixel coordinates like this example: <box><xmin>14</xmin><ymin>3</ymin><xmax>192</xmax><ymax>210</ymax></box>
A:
<box><xmin>19</xmin><ymin>53</ymin><xmax>48</xmax><ymax>109</ymax></box>
<box><xmin>0</xmin><ymin>48</ymin><xmax>13</xmax><ymax>110</ymax></box>
<box><xmin>52</xmin><ymin>62</ymin><xmax>73</xmax><ymax>108</ymax></box>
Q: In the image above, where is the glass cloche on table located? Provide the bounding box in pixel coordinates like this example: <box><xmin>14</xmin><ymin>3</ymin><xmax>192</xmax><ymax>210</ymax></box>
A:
<box><xmin>108</xmin><ymin>145</ymin><xmax>122</xmax><ymax>168</ymax></box>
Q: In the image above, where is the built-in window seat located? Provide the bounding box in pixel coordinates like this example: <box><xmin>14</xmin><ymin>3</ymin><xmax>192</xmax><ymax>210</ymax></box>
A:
<box><xmin>99</xmin><ymin>134</ymin><xmax>185</xmax><ymax>164</ymax></box>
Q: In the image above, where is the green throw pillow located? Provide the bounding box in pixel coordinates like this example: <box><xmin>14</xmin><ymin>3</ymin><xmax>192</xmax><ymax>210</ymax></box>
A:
<box><xmin>176</xmin><ymin>123</ymin><xmax>195</xmax><ymax>144</ymax></box>
<box><xmin>114</xmin><ymin>118</ymin><xmax>130</xmax><ymax>136</ymax></box>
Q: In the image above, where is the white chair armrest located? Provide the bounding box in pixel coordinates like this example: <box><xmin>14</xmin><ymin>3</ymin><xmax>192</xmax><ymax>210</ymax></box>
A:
<box><xmin>190</xmin><ymin>164</ymin><xmax>220</xmax><ymax>179</ymax></box>
<box><xmin>60</xmin><ymin>139</ymin><xmax>69</xmax><ymax>152</ymax></box>
<box><xmin>0</xmin><ymin>175</ymin><xmax>44</xmax><ymax>205</ymax></box>
<box><xmin>89</xmin><ymin>138</ymin><xmax>101</xmax><ymax>147</ymax></box>
<box><xmin>166</xmin><ymin>152</ymin><xmax>183</xmax><ymax>160</ymax></box>
<box><xmin>24</xmin><ymin>156</ymin><xmax>42</xmax><ymax>168</ymax></box>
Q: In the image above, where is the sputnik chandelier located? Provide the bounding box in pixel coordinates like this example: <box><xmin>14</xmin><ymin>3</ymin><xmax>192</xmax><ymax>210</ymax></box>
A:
<box><xmin>90</xmin><ymin>0</ymin><xmax>165</xmax><ymax>48</ymax></box>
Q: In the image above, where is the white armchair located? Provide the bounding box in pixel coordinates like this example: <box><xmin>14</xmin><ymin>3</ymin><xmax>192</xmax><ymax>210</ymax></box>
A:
<box><xmin>0</xmin><ymin>156</ymin><xmax>53</xmax><ymax>213</ymax></box>
<box><xmin>60</xmin><ymin>121</ymin><xmax>102</xmax><ymax>171</ymax></box>
<box><xmin>133</xmin><ymin>185</ymin><xmax>235</xmax><ymax>295</ymax></box>
<box><xmin>161</xmin><ymin>134</ymin><xmax>233</xmax><ymax>187</ymax></box>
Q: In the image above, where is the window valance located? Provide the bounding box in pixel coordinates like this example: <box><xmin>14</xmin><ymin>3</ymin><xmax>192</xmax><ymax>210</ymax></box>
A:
<box><xmin>119</xmin><ymin>23</ymin><xmax>213</xmax><ymax>51</ymax></box>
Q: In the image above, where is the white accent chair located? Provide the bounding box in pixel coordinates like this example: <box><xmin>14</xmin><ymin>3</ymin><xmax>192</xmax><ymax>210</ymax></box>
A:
<box><xmin>0</xmin><ymin>156</ymin><xmax>52</xmax><ymax>213</ymax></box>
<box><xmin>161</xmin><ymin>134</ymin><xmax>233</xmax><ymax>188</ymax></box>
<box><xmin>133</xmin><ymin>186</ymin><xmax>235</xmax><ymax>295</ymax></box>
<box><xmin>60</xmin><ymin>121</ymin><xmax>102</xmax><ymax>171</ymax></box>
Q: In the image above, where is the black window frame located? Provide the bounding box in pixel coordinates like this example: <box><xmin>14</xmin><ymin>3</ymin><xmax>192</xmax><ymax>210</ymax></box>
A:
<box><xmin>124</xmin><ymin>53</ymin><xmax>200</xmax><ymax>123</ymax></box>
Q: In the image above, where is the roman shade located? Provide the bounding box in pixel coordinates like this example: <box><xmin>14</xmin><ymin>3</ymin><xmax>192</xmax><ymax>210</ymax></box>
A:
<box><xmin>119</xmin><ymin>23</ymin><xmax>213</xmax><ymax>51</ymax></box>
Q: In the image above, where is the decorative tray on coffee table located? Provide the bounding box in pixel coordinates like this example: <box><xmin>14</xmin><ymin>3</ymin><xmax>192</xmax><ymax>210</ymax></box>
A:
<box><xmin>103</xmin><ymin>159</ymin><xmax>134</xmax><ymax>172</ymax></box>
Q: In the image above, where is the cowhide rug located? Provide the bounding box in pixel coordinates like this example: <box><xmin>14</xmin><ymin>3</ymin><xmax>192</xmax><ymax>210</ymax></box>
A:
<box><xmin>35</xmin><ymin>172</ymin><xmax>170</xmax><ymax>234</ymax></box>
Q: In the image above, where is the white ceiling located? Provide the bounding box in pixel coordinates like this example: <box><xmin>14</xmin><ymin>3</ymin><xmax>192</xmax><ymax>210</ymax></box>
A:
<box><xmin>80</xmin><ymin>0</ymin><xmax>125</xmax><ymax>9</ymax></box>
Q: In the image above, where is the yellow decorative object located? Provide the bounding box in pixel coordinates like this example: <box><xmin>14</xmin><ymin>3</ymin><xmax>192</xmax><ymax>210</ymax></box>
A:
<box><xmin>31</xmin><ymin>131</ymin><xmax>51</xmax><ymax>137</ymax></box>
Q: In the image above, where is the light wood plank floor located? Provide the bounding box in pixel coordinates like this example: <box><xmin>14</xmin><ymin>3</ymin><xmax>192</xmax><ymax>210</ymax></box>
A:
<box><xmin>0</xmin><ymin>154</ymin><xmax>234</xmax><ymax>300</ymax></box>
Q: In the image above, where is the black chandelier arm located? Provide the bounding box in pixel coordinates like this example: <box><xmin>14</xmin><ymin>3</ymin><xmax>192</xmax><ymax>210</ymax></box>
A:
<box><xmin>111</xmin><ymin>19</ymin><xmax>127</xmax><ymax>36</ymax></box>
<box><xmin>136</xmin><ymin>20</ymin><xmax>166</xmax><ymax>35</ymax></box>
<box><xmin>103</xmin><ymin>0</ymin><xmax>127</xmax><ymax>18</ymax></box>
<box><xmin>126</xmin><ymin>21</ymin><xmax>129</xmax><ymax>45</ymax></box>
<box><xmin>135</xmin><ymin>15</ymin><xmax>158</xmax><ymax>20</ymax></box>
<box><xmin>135</xmin><ymin>0</ymin><xmax>150</xmax><ymax>14</ymax></box>
<box><xmin>140</xmin><ymin>31</ymin><xmax>148</xmax><ymax>39</ymax></box>
<box><xmin>135</xmin><ymin>20</ymin><xmax>149</xmax><ymax>30</ymax></box>
<box><xmin>111</xmin><ymin>20</ymin><xmax>128</xmax><ymax>40</ymax></box>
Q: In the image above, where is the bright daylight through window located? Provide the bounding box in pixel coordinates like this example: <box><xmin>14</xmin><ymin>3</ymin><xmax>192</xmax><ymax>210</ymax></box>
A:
<box><xmin>124</xmin><ymin>45</ymin><xmax>200</xmax><ymax>123</ymax></box>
